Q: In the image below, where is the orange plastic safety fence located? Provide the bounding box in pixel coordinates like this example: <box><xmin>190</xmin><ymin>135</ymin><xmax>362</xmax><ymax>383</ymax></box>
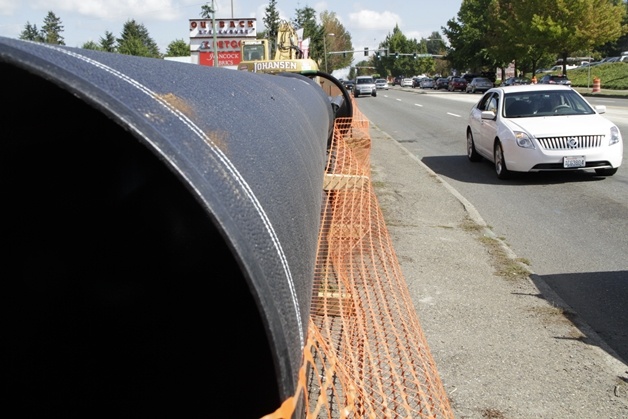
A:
<box><xmin>264</xmin><ymin>98</ymin><xmax>453</xmax><ymax>418</ymax></box>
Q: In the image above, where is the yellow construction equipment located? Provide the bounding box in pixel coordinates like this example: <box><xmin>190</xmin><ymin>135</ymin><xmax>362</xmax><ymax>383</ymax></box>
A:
<box><xmin>237</xmin><ymin>20</ymin><xmax>319</xmax><ymax>75</ymax></box>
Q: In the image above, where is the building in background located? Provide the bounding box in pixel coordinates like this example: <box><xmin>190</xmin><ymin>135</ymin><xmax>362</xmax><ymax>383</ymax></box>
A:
<box><xmin>189</xmin><ymin>18</ymin><xmax>257</xmax><ymax>68</ymax></box>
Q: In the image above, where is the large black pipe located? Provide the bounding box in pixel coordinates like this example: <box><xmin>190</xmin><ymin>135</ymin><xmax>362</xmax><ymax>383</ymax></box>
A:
<box><xmin>0</xmin><ymin>37</ymin><xmax>334</xmax><ymax>417</ymax></box>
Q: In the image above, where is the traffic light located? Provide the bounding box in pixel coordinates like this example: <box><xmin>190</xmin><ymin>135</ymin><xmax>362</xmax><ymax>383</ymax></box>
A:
<box><xmin>395</xmin><ymin>52</ymin><xmax>399</xmax><ymax>59</ymax></box>
<box><xmin>364</xmin><ymin>47</ymin><xmax>368</xmax><ymax>56</ymax></box>
<box><xmin>375</xmin><ymin>51</ymin><xmax>380</xmax><ymax>60</ymax></box>
<box><xmin>343</xmin><ymin>52</ymin><xmax>347</xmax><ymax>58</ymax></box>
<box><xmin>413</xmin><ymin>52</ymin><xmax>417</xmax><ymax>59</ymax></box>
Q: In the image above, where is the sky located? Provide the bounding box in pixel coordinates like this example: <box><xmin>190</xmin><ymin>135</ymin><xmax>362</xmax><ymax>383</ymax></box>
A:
<box><xmin>0</xmin><ymin>0</ymin><xmax>462</xmax><ymax>60</ymax></box>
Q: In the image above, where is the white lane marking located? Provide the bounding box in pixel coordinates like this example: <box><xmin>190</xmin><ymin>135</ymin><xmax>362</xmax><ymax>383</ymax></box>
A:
<box><xmin>447</xmin><ymin>112</ymin><xmax>462</xmax><ymax>117</ymax></box>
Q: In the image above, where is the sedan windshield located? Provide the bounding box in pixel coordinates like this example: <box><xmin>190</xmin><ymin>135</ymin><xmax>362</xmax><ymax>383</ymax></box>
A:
<box><xmin>504</xmin><ymin>90</ymin><xmax>595</xmax><ymax>118</ymax></box>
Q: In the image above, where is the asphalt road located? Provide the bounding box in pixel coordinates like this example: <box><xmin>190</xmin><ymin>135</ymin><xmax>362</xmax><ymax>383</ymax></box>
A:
<box><xmin>356</xmin><ymin>87</ymin><xmax>628</xmax><ymax>364</ymax></box>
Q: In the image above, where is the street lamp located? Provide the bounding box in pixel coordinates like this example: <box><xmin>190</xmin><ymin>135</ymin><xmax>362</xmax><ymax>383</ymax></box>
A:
<box><xmin>324</xmin><ymin>33</ymin><xmax>335</xmax><ymax>73</ymax></box>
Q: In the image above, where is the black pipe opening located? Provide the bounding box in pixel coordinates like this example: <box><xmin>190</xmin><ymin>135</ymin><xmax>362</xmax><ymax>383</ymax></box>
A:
<box><xmin>2</xmin><ymin>63</ymin><xmax>280</xmax><ymax>418</ymax></box>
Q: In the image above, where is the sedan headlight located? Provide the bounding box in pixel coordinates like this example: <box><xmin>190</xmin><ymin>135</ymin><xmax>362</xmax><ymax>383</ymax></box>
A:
<box><xmin>609</xmin><ymin>126</ymin><xmax>621</xmax><ymax>145</ymax></box>
<box><xmin>514</xmin><ymin>131</ymin><xmax>535</xmax><ymax>149</ymax></box>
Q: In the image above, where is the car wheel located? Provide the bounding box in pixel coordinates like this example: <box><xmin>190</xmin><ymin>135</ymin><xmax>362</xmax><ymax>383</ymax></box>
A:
<box><xmin>595</xmin><ymin>167</ymin><xmax>618</xmax><ymax>176</ymax></box>
<box><xmin>372</xmin><ymin>91</ymin><xmax>377</xmax><ymax>97</ymax></box>
<box><xmin>494</xmin><ymin>142</ymin><xmax>511</xmax><ymax>179</ymax></box>
<box><xmin>467</xmin><ymin>130</ymin><xmax>482</xmax><ymax>162</ymax></box>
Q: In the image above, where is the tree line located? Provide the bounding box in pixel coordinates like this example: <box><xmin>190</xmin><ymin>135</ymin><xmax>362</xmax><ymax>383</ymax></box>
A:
<box><xmin>17</xmin><ymin>1</ymin><xmax>628</xmax><ymax>80</ymax></box>
<box><xmin>19</xmin><ymin>11</ymin><xmax>189</xmax><ymax>58</ymax></box>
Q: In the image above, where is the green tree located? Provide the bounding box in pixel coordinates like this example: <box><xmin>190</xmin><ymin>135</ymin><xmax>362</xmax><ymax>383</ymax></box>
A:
<box><xmin>444</xmin><ymin>0</ymin><xmax>628</xmax><ymax>77</ymax></box>
<box><xmin>596</xmin><ymin>1</ymin><xmax>628</xmax><ymax>57</ymax></box>
<box><xmin>263</xmin><ymin>0</ymin><xmax>280</xmax><ymax>57</ymax></box>
<box><xmin>166</xmin><ymin>39</ymin><xmax>190</xmax><ymax>57</ymax></box>
<box><xmin>293</xmin><ymin>6</ymin><xmax>317</xmax><ymax>37</ymax></box>
<box><xmin>19</xmin><ymin>22</ymin><xmax>42</xmax><ymax>42</ymax></box>
<box><xmin>41</xmin><ymin>11</ymin><xmax>64</xmax><ymax>45</ymax></box>
<box><xmin>117</xmin><ymin>19</ymin><xmax>161</xmax><ymax>58</ymax></box>
<box><xmin>525</xmin><ymin>0</ymin><xmax>627</xmax><ymax>74</ymax></box>
<box><xmin>293</xmin><ymin>6</ymin><xmax>318</xmax><ymax>60</ymax></box>
<box><xmin>376</xmin><ymin>25</ymin><xmax>426</xmax><ymax>77</ymax></box>
<box><xmin>318</xmin><ymin>11</ymin><xmax>352</xmax><ymax>72</ymax></box>
<box><xmin>443</xmin><ymin>0</ymin><xmax>495</xmax><ymax>74</ymax></box>
<box><xmin>200</xmin><ymin>1</ymin><xmax>216</xmax><ymax>18</ymax></box>
<box><xmin>99</xmin><ymin>31</ymin><xmax>117</xmax><ymax>53</ymax></box>
<box><xmin>81</xmin><ymin>40</ymin><xmax>102</xmax><ymax>50</ymax></box>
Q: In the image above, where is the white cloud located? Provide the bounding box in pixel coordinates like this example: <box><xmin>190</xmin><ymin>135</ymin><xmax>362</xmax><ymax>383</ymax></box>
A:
<box><xmin>0</xmin><ymin>0</ymin><xmax>18</xmax><ymax>16</ymax></box>
<box><xmin>29</xmin><ymin>0</ymin><xmax>187</xmax><ymax>22</ymax></box>
<box><xmin>348</xmin><ymin>10</ymin><xmax>400</xmax><ymax>30</ymax></box>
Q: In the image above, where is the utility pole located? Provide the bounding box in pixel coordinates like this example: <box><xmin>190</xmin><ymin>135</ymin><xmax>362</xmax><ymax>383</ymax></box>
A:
<box><xmin>206</xmin><ymin>1</ymin><xmax>218</xmax><ymax>67</ymax></box>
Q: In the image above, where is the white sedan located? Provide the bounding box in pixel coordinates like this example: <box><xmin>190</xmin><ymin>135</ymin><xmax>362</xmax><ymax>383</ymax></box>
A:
<box><xmin>400</xmin><ymin>78</ymin><xmax>413</xmax><ymax>88</ymax></box>
<box><xmin>375</xmin><ymin>79</ymin><xmax>389</xmax><ymax>90</ymax></box>
<box><xmin>466</xmin><ymin>85</ymin><xmax>623</xmax><ymax>179</ymax></box>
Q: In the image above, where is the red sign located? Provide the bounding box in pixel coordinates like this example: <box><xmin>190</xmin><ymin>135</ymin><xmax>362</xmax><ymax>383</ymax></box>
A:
<box><xmin>199</xmin><ymin>51</ymin><xmax>242</xmax><ymax>67</ymax></box>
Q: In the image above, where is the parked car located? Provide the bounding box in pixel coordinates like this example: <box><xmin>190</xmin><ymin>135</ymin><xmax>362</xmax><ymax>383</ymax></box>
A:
<box><xmin>419</xmin><ymin>78</ymin><xmax>435</xmax><ymax>89</ymax></box>
<box><xmin>538</xmin><ymin>74</ymin><xmax>571</xmax><ymax>85</ymax></box>
<box><xmin>392</xmin><ymin>75</ymin><xmax>404</xmax><ymax>86</ymax></box>
<box><xmin>375</xmin><ymin>78</ymin><xmax>389</xmax><ymax>90</ymax></box>
<box><xmin>466</xmin><ymin>85</ymin><xmax>623</xmax><ymax>179</ymax></box>
<box><xmin>354</xmin><ymin>75</ymin><xmax>377</xmax><ymax>97</ymax></box>
<box><xmin>465</xmin><ymin>77</ymin><xmax>493</xmax><ymax>93</ymax></box>
<box><xmin>400</xmin><ymin>78</ymin><xmax>414</xmax><ymax>87</ymax></box>
<box><xmin>412</xmin><ymin>77</ymin><xmax>422</xmax><ymax>88</ymax></box>
<box><xmin>447</xmin><ymin>77</ymin><xmax>468</xmax><ymax>92</ymax></box>
<box><xmin>434</xmin><ymin>77</ymin><xmax>449</xmax><ymax>90</ymax></box>
<box><xmin>501</xmin><ymin>76</ymin><xmax>532</xmax><ymax>86</ymax></box>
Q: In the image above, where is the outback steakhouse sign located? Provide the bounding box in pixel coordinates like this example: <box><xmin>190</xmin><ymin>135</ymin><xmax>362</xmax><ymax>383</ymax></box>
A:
<box><xmin>189</xmin><ymin>19</ymin><xmax>257</xmax><ymax>38</ymax></box>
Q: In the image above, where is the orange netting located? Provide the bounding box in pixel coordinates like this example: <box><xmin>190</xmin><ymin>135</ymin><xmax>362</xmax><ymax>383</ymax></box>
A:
<box><xmin>264</xmin><ymin>98</ymin><xmax>454</xmax><ymax>418</ymax></box>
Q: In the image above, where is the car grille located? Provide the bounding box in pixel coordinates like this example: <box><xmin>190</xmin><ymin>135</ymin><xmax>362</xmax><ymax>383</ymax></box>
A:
<box><xmin>537</xmin><ymin>135</ymin><xmax>604</xmax><ymax>150</ymax></box>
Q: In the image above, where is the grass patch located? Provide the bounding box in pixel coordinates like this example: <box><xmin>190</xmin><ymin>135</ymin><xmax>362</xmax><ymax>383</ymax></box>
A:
<box><xmin>567</xmin><ymin>62</ymin><xmax>628</xmax><ymax>90</ymax></box>
<box><xmin>481</xmin><ymin>408</ymin><xmax>506</xmax><ymax>418</ymax></box>
<box><xmin>524</xmin><ymin>62</ymin><xmax>628</xmax><ymax>90</ymax></box>
<box><xmin>371</xmin><ymin>180</ymin><xmax>385</xmax><ymax>189</ymax></box>
<box><xmin>463</xmin><ymin>218</ymin><xmax>532</xmax><ymax>282</ymax></box>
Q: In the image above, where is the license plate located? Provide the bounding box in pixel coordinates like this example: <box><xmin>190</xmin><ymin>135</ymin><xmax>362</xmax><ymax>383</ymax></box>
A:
<box><xmin>563</xmin><ymin>156</ymin><xmax>585</xmax><ymax>168</ymax></box>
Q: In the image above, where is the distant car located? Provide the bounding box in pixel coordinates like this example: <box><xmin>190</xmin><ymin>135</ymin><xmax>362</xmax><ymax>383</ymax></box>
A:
<box><xmin>400</xmin><ymin>78</ymin><xmax>414</xmax><ymax>87</ymax></box>
<box><xmin>341</xmin><ymin>80</ymin><xmax>354</xmax><ymax>91</ymax></box>
<box><xmin>375</xmin><ymin>79</ymin><xmax>389</xmax><ymax>90</ymax></box>
<box><xmin>466</xmin><ymin>85</ymin><xmax>622</xmax><ymax>179</ymax></box>
<box><xmin>420</xmin><ymin>78</ymin><xmax>435</xmax><ymax>89</ymax></box>
<box><xmin>393</xmin><ymin>75</ymin><xmax>404</xmax><ymax>86</ymax></box>
<box><xmin>448</xmin><ymin>77</ymin><xmax>468</xmax><ymax>92</ymax></box>
<box><xmin>434</xmin><ymin>77</ymin><xmax>449</xmax><ymax>90</ymax></box>
<box><xmin>502</xmin><ymin>77</ymin><xmax>532</xmax><ymax>86</ymax></box>
<box><xmin>538</xmin><ymin>74</ymin><xmax>571</xmax><ymax>85</ymax></box>
<box><xmin>465</xmin><ymin>77</ymin><xmax>493</xmax><ymax>93</ymax></box>
<box><xmin>354</xmin><ymin>75</ymin><xmax>377</xmax><ymax>97</ymax></box>
<box><xmin>412</xmin><ymin>77</ymin><xmax>422</xmax><ymax>88</ymax></box>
